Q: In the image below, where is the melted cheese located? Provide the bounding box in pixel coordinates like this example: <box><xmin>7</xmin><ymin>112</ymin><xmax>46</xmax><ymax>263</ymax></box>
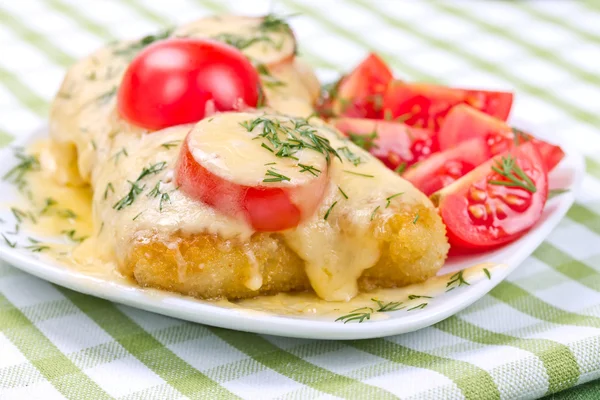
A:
<box><xmin>44</xmin><ymin>14</ymin><xmax>442</xmax><ymax>303</ymax></box>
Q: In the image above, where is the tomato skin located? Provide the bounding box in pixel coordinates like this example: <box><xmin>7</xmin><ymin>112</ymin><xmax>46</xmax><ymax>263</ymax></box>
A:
<box><xmin>382</xmin><ymin>82</ymin><xmax>513</xmax><ymax>131</ymax></box>
<box><xmin>403</xmin><ymin>138</ymin><xmax>491</xmax><ymax>195</ymax></box>
<box><xmin>118</xmin><ymin>38</ymin><xmax>260</xmax><ymax>130</ymax></box>
<box><xmin>175</xmin><ymin>132</ymin><xmax>324</xmax><ymax>232</ymax></box>
<box><xmin>331</xmin><ymin>117</ymin><xmax>437</xmax><ymax>170</ymax></box>
<box><xmin>433</xmin><ymin>142</ymin><xmax>548</xmax><ymax>250</ymax></box>
<box><xmin>438</xmin><ymin>105</ymin><xmax>565</xmax><ymax>171</ymax></box>
<box><xmin>332</xmin><ymin>53</ymin><xmax>393</xmax><ymax>119</ymax></box>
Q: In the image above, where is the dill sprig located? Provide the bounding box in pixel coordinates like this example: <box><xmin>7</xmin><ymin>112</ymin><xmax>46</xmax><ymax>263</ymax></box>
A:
<box><xmin>395</xmin><ymin>162</ymin><xmax>407</xmax><ymax>174</ymax></box>
<box><xmin>113</xmin><ymin>181</ymin><xmax>145</xmax><ymax>211</ymax></box>
<box><xmin>104</xmin><ymin>183</ymin><xmax>114</xmax><ymax>200</ymax></box>
<box><xmin>407</xmin><ymin>303</ymin><xmax>428</xmax><ymax>311</ymax></box>
<box><xmin>338</xmin><ymin>146</ymin><xmax>362</xmax><ymax>166</ymax></box>
<box><xmin>483</xmin><ymin>268</ymin><xmax>491</xmax><ymax>280</ymax></box>
<box><xmin>62</xmin><ymin>229</ymin><xmax>88</xmax><ymax>243</ymax></box>
<box><xmin>159</xmin><ymin>192</ymin><xmax>170</xmax><ymax>212</ymax></box>
<box><xmin>256</xmin><ymin>64</ymin><xmax>285</xmax><ymax>88</ymax></box>
<box><xmin>25</xmin><ymin>238</ymin><xmax>49</xmax><ymax>253</ymax></box>
<box><xmin>348</xmin><ymin>131</ymin><xmax>378</xmax><ymax>151</ymax></box>
<box><xmin>489</xmin><ymin>155</ymin><xmax>537</xmax><ymax>193</ymax></box>
<box><xmin>324</xmin><ymin>201</ymin><xmax>338</xmax><ymax>220</ymax></box>
<box><xmin>161</xmin><ymin>140</ymin><xmax>181</xmax><ymax>149</ymax></box>
<box><xmin>263</xmin><ymin>169</ymin><xmax>290</xmax><ymax>183</ymax></box>
<box><xmin>413</xmin><ymin>213</ymin><xmax>420</xmax><ymax>224</ymax></box>
<box><xmin>446</xmin><ymin>270</ymin><xmax>470</xmax><ymax>292</ymax></box>
<box><xmin>96</xmin><ymin>86</ymin><xmax>117</xmax><ymax>105</ymax></box>
<box><xmin>136</xmin><ymin>162</ymin><xmax>167</xmax><ymax>181</ymax></box>
<box><xmin>335</xmin><ymin>307</ymin><xmax>373</xmax><ymax>324</ymax></box>
<box><xmin>111</xmin><ymin>148</ymin><xmax>128</xmax><ymax>165</ymax></box>
<box><xmin>385</xmin><ymin>192</ymin><xmax>403</xmax><ymax>208</ymax></box>
<box><xmin>114</xmin><ymin>29</ymin><xmax>172</xmax><ymax>57</ymax></box>
<box><xmin>343</xmin><ymin>170</ymin><xmax>374</xmax><ymax>178</ymax></box>
<box><xmin>213</xmin><ymin>33</ymin><xmax>277</xmax><ymax>51</ymax></box>
<box><xmin>1</xmin><ymin>233</ymin><xmax>16</xmax><ymax>248</ymax></box>
<box><xmin>259</xmin><ymin>14</ymin><xmax>294</xmax><ymax>33</ymax></box>
<box><xmin>370</xmin><ymin>205</ymin><xmax>380</xmax><ymax>221</ymax></box>
<box><xmin>3</xmin><ymin>148</ymin><xmax>40</xmax><ymax>189</ymax></box>
<box><xmin>407</xmin><ymin>294</ymin><xmax>432</xmax><ymax>300</ymax></box>
<box><xmin>298</xmin><ymin>163</ymin><xmax>321</xmax><ymax>177</ymax></box>
<box><xmin>372</xmin><ymin>299</ymin><xmax>405</xmax><ymax>312</ymax></box>
<box><xmin>338</xmin><ymin>186</ymin><xmax>348</xmax><ymax>199</ymax></box>
<box><xmin>40</xmin><ymin>198</ymin><xmax>57</xmax><ymax>215</ymax></box>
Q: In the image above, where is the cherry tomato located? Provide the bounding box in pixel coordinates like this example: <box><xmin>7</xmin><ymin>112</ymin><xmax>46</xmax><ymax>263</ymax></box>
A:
<box><xmin>175</xmin><ymin>115</ymin><xmax>329</xmax><ymax>232</ymax></box>
<box><xmin>331</xmin><ymin>53</ymin><xmax>393</xmax><ymax>119</ymax></box>
<box><xmin>432</xmin><ymin>142</ymin><xmax>548</xmax><ymax>250</ymax></box>
<box><xmin>403</xmin><ymin>138</ymin><xmax>491</xmax><ymax>195</ymax></box>
<box><xmin>118</xmin><ymin>38</ymin><xmax>260</xmax><ymax>130</ymax></box>
<box><xmin>382</xmin><ymin>82</ymin><xmax>513</xmax><ymax>131</ymax></box>
<box><xmin>438</xmin><ymin>105</ymin><xmax>565</xmax><ymax>171</ymax></box>
<box><xmin>331</xmin><ymin>117</ymin><xmax>437</xmax><ymax>171</ymax></box>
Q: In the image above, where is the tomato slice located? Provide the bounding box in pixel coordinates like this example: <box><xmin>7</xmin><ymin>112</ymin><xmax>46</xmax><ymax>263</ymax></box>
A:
<box><xmin>382</xmin><ymin>82</ymin><xmax>513</xmax><ymax>131</ymax></box>
<box><xmin>330</xmin><ymin>117</ymin><xmax>438</xmax><ymax>171</ymax></box>
<box><xmin>431</xmin><ymin>142</ymin><xmax>548</xmax><ymax>250</ymax></box>
<box><xmin>175</xmin><ymin>114</ymin><xmax>330</xmax><ymax>232</ymax></box>
<box><xmin>118</xmin><ymin>38</ymin><xmax>260</xmax><ymax>130</ymax></box>
<box><xmin>438</xmin><ymin>105</ymin><xmax>565</xmax><ymax>171</ymax></box>
<box><xmin>331</xmin><ymin>53</ymin><xmax>393</xmax><ymax>119</ymax></box>
<box><xmin>403</xmin><ymin>138</ymin><xmax>491</xmax><ymax>196</ymax></box>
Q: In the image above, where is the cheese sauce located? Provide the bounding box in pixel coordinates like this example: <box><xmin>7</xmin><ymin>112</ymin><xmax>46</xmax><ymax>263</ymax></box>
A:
<box><xmin>28</xmin><ymin>15</ymin><xmax>449</xmax><ymax>309</ymax></box>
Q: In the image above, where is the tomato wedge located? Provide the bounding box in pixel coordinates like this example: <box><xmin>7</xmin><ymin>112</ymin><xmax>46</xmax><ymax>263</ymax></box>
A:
<box><xmin>330</xmin><ymin>117</ymin><xmax>437</xmax><ymax>171</ymax></box>
<box><xmin>438</xmin><ymin>105</ymin><xmax>565</xmax><ymax>171</ymax></box>
<box><xmin>175</xmin><ymin>114</ymin><xmax>330</xmax><ymax>232</ymax></box>
<box><xmin>431</xmin><ymin>142</ymin><xmax>548</xmax><ymax>250</ymax></box>
<box><xmin>382</xmin><ymin>82</ymin><xmax>513</xmax><ymax>131</ymax></box>
<box><xmin>331</xmin><ymin>53</ymin><xmax>393</xmax><ymax>119</ymax></box>
<box><xmin>403</xmin><ymin>138</ymin><xmax>491</xmax><ymax>196</ymax></box>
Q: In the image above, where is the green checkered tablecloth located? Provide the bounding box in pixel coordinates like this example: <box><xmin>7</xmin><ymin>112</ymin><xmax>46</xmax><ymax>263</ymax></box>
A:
<box><xmin>1</xmin><ymin>0</ymin><xmax>600</xmax><ymax>398</ymax></box>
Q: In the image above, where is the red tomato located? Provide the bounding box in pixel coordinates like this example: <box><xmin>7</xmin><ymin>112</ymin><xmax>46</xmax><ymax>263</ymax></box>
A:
<box><xmin>331</xmin><ymin>117</ymin><xmax>438</xmax><ymax>171</ymax></box>
<box><xmin>403</xmin><ymin>138</ymin><xmax>491</xmax><ymax>195</ymax></box>
<box><xmin>438</xmin><ymin>105</ymin><xmax>565</xmax><ymax>171</ymax></box>
<box><xmin>382</xmin><ymin>82</ymin><xmax>513</xmax><ymax>131</ymax></box>
<box><xmin>118</xmin><ymin>38</ymin><xmax>260</xmax><ymax>130</ymax></box>
<box><xmin>432</xmin><ymin>142</ymin><xmax>548</xmax><ymax>250</ymax></box>
<box><xmin>331</xmin><ymin>53</ymin><xmax>393</xmax><ymax>119</ymax></box>
<box><xmin>175</xmin><ymin>125</ymin><xmax>329</xmax><ymax>232</ymax></box>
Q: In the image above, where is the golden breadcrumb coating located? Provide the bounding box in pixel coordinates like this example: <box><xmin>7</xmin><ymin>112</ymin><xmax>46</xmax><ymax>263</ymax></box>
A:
<box><xmin>121</xmin><ymin>204</ymin><xmax>448</xmax><ymax>300</ymax></box>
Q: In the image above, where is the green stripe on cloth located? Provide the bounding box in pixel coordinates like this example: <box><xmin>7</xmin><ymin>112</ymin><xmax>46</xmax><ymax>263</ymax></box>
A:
<box><xmin>58</xmin><ymin>289</ymin><xmax>237</xmax><ymax>399</ymax></box>
<box><xmin>567</xmin><ymin>204</ymin><xmax>600</xmax><ymax>236</ymax></box>
<box><xmin>210</xmin><ymin>328</ymin><xmax>399</xmax><ymax>399</ymax></box>
<box><xmin>351</xmin><ymin>339</ymin><xmax>501</xmax><ymax>399</ymax></box>
<box><xmin>46</xmin><ymin>0</ymin><xmax>116</xmax><ymax>41</ymax></box>
<box><xmin>0</xmin><ymin>66</ymin><xmax>48</xmax><ymax>116</ymax></box>
<box><xmin>0</xmin><ymin>7</ymin><xmax>74</xmax><ymax>67</ymax></box>
<box><xmin>121</xmin><ymin>0</ymin><xmax>172</xmax><ymax>27</ymax></box>
<box><xmin>491</xmin><ymin>282</ymin><xmax>600</xmax><ymax>329</ymax></box>
<box><xmin>534</xmin><ymin>242</ymin><xmax>600</xmax><ymax>292</ymax></box>
<box><xmin>349</xmin><ymin>0</ymin><xmax>600</xmax><ymax>128</ymax></box>
<box><xmin>543</xmin><ymin>377</ymin><xmax>600</xmax><ymax>400</ymax></box>
<box><xmin>436</xmin><ymin>316</ymin><xmax>579</xmax><ymax>395</ymax></box>
<box><xmin>582</xmin><ymin>1</ymin><xmax>600</xmax><ymax>13</ymax></box>
<box><xmin>0</xmin><ymin>129</ymin><xmax>14</xmax><ymax>147</ymax></box>
<box><xmin>0</xmin><ymin>293</ymin><xmax>111</xmax><ymax>399</ymax></box>
<box><xmin>281</xmin><ymin>0</ymin><xmax>431</xmax><ymax>81</ymax></box>
<box><xmin>434</xmin><ymin>2</ymin><xmax>600</xmax><ymax>89</ymax></box>
<box><xmin>586</xmin><ymin>158</ymin><xmax>600</xmax><ymax>180</ymax></box>
<box><xmin>517</xmin><ymin>2</ymin><xmax>600</xmax><ymax>46</ymax></box>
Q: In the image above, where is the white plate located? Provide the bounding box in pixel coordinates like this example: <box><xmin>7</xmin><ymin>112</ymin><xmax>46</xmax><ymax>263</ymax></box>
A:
<box><xmin>0</xmin><ymin>126</ymin><xmax>584</xmax><ymax>340</ymax></box>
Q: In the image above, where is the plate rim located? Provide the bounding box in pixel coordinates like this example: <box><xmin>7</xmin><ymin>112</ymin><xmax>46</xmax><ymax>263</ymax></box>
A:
<box><xmin>0</xmin><ymin>125</ymin><xmax>586</xmax><ymax>340</ymax></box>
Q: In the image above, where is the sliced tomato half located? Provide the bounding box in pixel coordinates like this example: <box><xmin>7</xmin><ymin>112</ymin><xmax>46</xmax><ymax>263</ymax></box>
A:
<box><xmin>438</xmin><ymin>104</ymin><xmax>565</xmax><ymax>171</ymax></box>
<box><xmin>175</xmin><ymin>116</ymin><xmax>330</xmax><ymax>232</ymax></box>
<box><xmin>403</xmin><ymin>138</ymin><xmax>491</xmax><ymax>196</ymax></box>
<box><xmin>331</xmin><ymin>53</ymin><xmax>393</xmax><ymax>119</ymax></box>
<box><xmin>331</xmin><ymin>117</ymin><xmax>438</xmax><ymax>171</ymax></box>
<box><xmin>431</xmin><ymin>142</ymin><xmax>548</xmax><ymax>250</ymax></box>
<box><xmin>382</xmin><ymin>82</ymin><xmax>513</xmax><ymax>131</ymax></box>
